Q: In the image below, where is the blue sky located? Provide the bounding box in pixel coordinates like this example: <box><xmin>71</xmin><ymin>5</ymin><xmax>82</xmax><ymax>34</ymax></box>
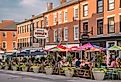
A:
<box><xmin>0</xmin><ymin>0</ymin><xmax>61</xmax><ymax>22</ymax></box>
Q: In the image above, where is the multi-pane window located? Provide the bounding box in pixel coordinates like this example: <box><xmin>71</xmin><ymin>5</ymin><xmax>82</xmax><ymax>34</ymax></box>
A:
<box><xmin>108</xmin><ymin>0</ymin><xmax>115</xmax><ymax>10</ymax></box>
<box><xmin>97</xmin><ymin>19</ymin><xmax>103</xmax><ymax>35</ymax></box>
<box><xmin>74</xmin><ymin>25</ymin><xmax>79</xmax><ymax>40</ymax></box>
<box><xmin>54</xmin><ymin>29</ymin><xmax>58</xmax><ymax>42</ymax></box>
<box><xmin>36</xmin><ymin>21</ymin><xmax>39</xmax><ymax>28</ymax></box>
<box><xmin>13</xmin><ymin>42</ymin><xmax>16</xmax><ymax>49</ymax></box>
<box><xmin>53</xmin><ymin>13</ymin><xmax>57</xmax><ymax>25</ymax></box>
<box><xmin>2</xmin><ymin>42</ymin><xmax>6</xmax><ymax>49</ymax></box>
<box><xmin>120</xmin><ymin>16</ymin><xmax>121</xmax><ymax>32</ymax></box>
<box><xmin>13</xmin><ymin>32</ymin><xmax>16</xmax><ymax>37</ymax></box>
<box><xmin>83</xmin><ymin>22</ymin><xmax>88</xmax><ymax>33</ymax></box>
<box><xmin>120</xmin><ymin>0</ymin><xmax>121</xmax><ymax>8</ymax></box>
<box><xmin>83</xmin><ymin>4</ymin><xmax>88</xmax><ymax>17</ymax></box>
<box><xmin>58</xmin><ymin>28</ymin><xmax>62</xmax><ymax>42</ymax></box>
<box><xmin>64</xmin><ymin>28</ymin><xmax>68</xmax><ymax>41</ymax></box>
<box><xmin>64</xmin><ymin>11</ymin><xmax>68</xmax><ymax>22</ymax></box>
<box><xmin>58</xmin><ymin>12</ymin><xmax>62</xmax><ymax>23</ymax></box>
<box><xmin>45</xmin><ymin>16</ymin><xmax>48</xmax><ymax>26</ymax></box>
<box><xmin>74</xmin><ymin>8</ymin><xmax>79</xmax><ymax>19</ymax></box>
<box><xmin>97</xmin><ymin>0</ymin><xmax>103</xmax><ymax>13</ymax></box>
<box><xmin>108</xmin><ymin>17</ymin><xmax>115</xmax><ymax>33</ymax></box>
<box><xmin>2</xmin><ymin>32</ymin><xmax>6</xmax><ymax>37</ymax></box>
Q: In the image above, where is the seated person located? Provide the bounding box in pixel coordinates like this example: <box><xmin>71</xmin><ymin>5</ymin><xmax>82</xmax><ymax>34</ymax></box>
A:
<box><xmin>80</xmin><ymin>60</ymin><xmax>85</xmax><ymax>68</ymax></box>
<box><xmin>110</xmin><ymin>59</ymin><xmax>117</xmax><ymax>68</ymax></box>
<box><xmin>75</xmin><ymin>58</ymin><xmax>81</xmax><ymax>67</ymax></box>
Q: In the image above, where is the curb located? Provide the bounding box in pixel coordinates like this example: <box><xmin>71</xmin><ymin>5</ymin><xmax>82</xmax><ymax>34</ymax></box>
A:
<box><xmin>0</xmin><ymin>70</ymin><xmax>78</xmax><ymax>80</ymax></box>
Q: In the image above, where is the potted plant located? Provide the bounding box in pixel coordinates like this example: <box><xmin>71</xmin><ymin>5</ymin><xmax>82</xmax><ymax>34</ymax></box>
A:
<box><xmin>64</xmin><ymin>67</ymin><xmax>75</xmax><ymax>77</ymax></box>
<box><xmin>45</xmin><ymin>66</ymin><xmax>53</xmax><ymax>75</ymax></box>
<box><xmin>92</xmin><ymin>53</ymin><xmax>105</xmax><ymax>80</ymax></box>
<box><xmin>31</xmin><ymin>65</ymin><xmax>40</xmax><ymax>73</ymax></box>
<box><xmin>21</xmin><ymin>64</ymin><xmax>28</xmax><ymax>72</ymax></box>
<box><xmin>92</xmin><ymin>68</ymin><xmax>106</xmax><ymax>80</ymax></box>
<box><xmin>12</xmin><ymin>64</ymin><xmax>19</xmax><ymax>71</ymax></box>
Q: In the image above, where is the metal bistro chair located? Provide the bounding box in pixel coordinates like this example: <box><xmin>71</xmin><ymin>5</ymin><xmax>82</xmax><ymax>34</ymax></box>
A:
<box><xmin>106</xmin><ymin>68</ymin><xmax>119</xmax><ymax>80</ymax></box>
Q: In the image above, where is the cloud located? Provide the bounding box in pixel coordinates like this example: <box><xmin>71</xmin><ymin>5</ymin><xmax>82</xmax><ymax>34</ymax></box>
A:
<box><xmin>0</xmin><ymin>0</ymin><xmax>59</xmax><ymax>22</ymax></box>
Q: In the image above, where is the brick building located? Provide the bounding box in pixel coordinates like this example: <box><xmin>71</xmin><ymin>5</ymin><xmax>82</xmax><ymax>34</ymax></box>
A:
<box><xmin>17</xmin><ymin>14</ymin><xmax>45</xmax><ymax>50</ymax></box>
<box><xmin>0</xmin><ymin>20</ymin><xmax>17</xmax><ymax>54</ymax></box>
<box><xmin>17</xmin><ymin>0</ymin><xmax>121</xmax><ymax>54</ymax></box>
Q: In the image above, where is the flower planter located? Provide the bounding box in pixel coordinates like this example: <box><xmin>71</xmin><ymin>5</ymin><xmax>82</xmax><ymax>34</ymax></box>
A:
<box><xmin>12</xmin><ymin>66</ymin><xmax>17</xmax><ymax>71</ymax></box>
<box><xmin>33</xmin><ymin>67</ymin><xmax>40</xmax><ymax>73</ymax></box>
<box><xmin>0</xmin><ymin>65</ymin><xmax>2</xmax><ymax>69</ymax></box>
<box><xmin>119</xmin><ymin>71</ymin><xmax>121</xmax><ymax>80</ymax></box>
<box><xmin>22</xmin><ymin>67</ymin><xmax>28</xmax><ymax>72</ymax></box>
<box><xmin>45</xmin><ymin>67</ymin><xmax>53</xmax><ymax>75</ymax></box>
<box><xmin>65</xmin><ymin>69</ymin><xmax>74</xmax><ymax>77</ymax></box>
<box><xmin>5</xmin><ymin>66</ymin><xmax>9</xmax><ymax>70</ymax></box>
<box><xmin>92</xmin><ymin>71</ymin><xmax>105</xmax><ymax>80</ymax></box>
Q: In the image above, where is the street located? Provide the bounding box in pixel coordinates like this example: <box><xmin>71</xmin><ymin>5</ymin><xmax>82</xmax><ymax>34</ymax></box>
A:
<box><xmin>0</xmin><ymin>71</ymin><xmax>120</xmax><ymax>82</ymax></box>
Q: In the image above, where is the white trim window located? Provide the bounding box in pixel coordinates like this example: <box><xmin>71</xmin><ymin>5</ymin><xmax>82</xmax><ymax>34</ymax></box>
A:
<box><xmin>64</xmin><ymin>28</ymin><xmax>68</xmax><ymax>41</ymax></box>
<box><xmin>97</xmin><ymin>0</ymin><xmax>103</xmax><ymax>13</ymax></box>
<box><xmin>13</xmin><ymin>41</ymin><xmax>16</xmax><ymax>49</ymax></box>
<box><xmin>108</xmin><ymin>0</ymin><xmax>114</xmax><ymax>11</ymax></box>
<box><xmin>83</xmin><ymin>4</ymin><xmax>88</xmax><ymax>17</ymax></box>
<box><xmin>2</xmin><ymin>32</ymin><xmax>6</xmax><ymax>37</ymax></box>
<box><xmin>74</xmin><ymin>25</ymin><xmax>79</xmax><ymax>40</ymax></box>
<box><xmin>2</xmin><ymin>41</ymin><xmax>7</xmax><ymax>49</ymax></box>
<box><xmin>58</xmin><ymin>12</ymin><xmax>62</xmax><ymax>24</ymax></box>
<box><xmin>45</xmin><ymin>16</ymin><xmax>49</xmax><ymax>26</ymax></box>
<box><xmin>13</xmin><ymin>32</ymin><xmax>16</xmax><ymax>37</ymax></box>
<box><xmin>64</xmin><ymin>10</ymin><xmax>68</xmax><ymax>22</ymax></box>
<box><xmin>108</xmin><ymin>17</ymin><xmax>115</xmax><ymax>33</ymax></box>
<box><xmin>53</xmin><ymin>13</ymin><xmax>57</xmax><ymax>25</ymax></box>
<box><xmin>74</xmin><ymin>7</ymin><xmax>79</xmax><ymax>20</ymax></box>
<box><xmin>54</xmin><ymin>29</ymin><xmax>57</xmax><ymax>42</ymax></box>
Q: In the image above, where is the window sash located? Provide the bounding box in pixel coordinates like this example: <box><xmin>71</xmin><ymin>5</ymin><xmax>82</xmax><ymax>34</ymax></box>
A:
<box><xmin>108</xmin><ymin>17</ymin><xmax>115</xmax><ymax>33</ymax></box>
<box><xmin>83</xmin><ymin>4</ymin><xmax>88</xmax><ymax>17</ymax></box>
<box><xmin>108</xmin><ymin>0</ymin><xmax>114</xmax><ymax>10</ymax></box>
<box><xmin>74</xmin><ymin>27</ymin><xmax>79</xmax><ymax>40</ymax></box>
<box><xmin>64</xmin><ymin>28</ymin><xmax>68</xmax><ymax>41</ymax></box>
<box><xmin>97</xmin><ymin>19</ymin><xmax>103</xmax><ymax>35</ymax></box>
<box><xmin>97</xmin><ymin>0</ymin><xmax>103</xmax><ymax>13</ymax></box>
<box><xmin>83</xmin><ymin>22</ymin><xmax>88</xmax><ymax>33</ymax></box>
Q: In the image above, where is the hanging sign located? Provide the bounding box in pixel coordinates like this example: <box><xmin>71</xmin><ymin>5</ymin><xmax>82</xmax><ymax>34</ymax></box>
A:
<box><xmin>34</xmin><ymin>28</ymin><xmax>48</xmax><ymax>39</ymax></box>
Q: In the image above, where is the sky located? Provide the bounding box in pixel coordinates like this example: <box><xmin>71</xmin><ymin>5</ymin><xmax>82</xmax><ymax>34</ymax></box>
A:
<box><xmin>0</xmin><ymin>0</ymin><xmax>61</xmax><ymax>22</ymax></box>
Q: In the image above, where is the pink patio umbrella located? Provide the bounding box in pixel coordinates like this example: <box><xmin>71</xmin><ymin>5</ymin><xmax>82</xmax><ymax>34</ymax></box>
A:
<box><xmin>70</xmin><ymin>46</ymin><xmax>80</xmax><ymax>51</ymax></box>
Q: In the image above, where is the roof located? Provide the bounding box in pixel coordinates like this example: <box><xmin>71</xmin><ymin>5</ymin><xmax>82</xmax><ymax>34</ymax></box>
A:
<box><xmin>17</xmin><ymin>0</ymin><xmax>86</xmax><ymax>25</ymax></box>
<box><xmin>44</xmin><ymin>0</ymin><xmax>80</xmax><ymax>14</ymax></box>
<box><xmin>0</xmin><ymin>20</ymin><xmax>17</xmax><ymax>31</ymax></box>
<box><xmin>17</xmin><ymin>13</ymin><xmax>44</xmax><ymax>25</ymax></box>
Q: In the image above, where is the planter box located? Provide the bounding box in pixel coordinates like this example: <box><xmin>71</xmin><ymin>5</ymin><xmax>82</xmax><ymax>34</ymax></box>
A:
<box><xmin>119</xmin><ymin>71</ymin><xmax>121</xmax><ymax>80</ymax></box>
<box><xmin>5</xmin><ymin>66</ymin><xmax>9</xmax><ymax>70</ymax></box>
<box><xmin>33</xmin><ymin>68</ymin><xmax>39</xmax><ymax>73</ymax></box>
<box><xmin>93</xmin><ymin>71</ymin><xmax>105</xmax><ymax>80</ymax></box>
<box><xmin>12</xmin><ymin>66</ymin><xmax>17</xmax><ymax>71</ymax></box>
<box><xmin>65</xmin><ymin>69</ymin><xmax>74</xmax><ymax>77</ymax></box>
<box><xmin>22</xmin><ymin>67</ymin><xmax>28</xmax><ymax>72</ymax></box>
<box><xmin>45</xmin><ymin>68</ymin><xmax>53</xmax><ymax>75</ymax></box>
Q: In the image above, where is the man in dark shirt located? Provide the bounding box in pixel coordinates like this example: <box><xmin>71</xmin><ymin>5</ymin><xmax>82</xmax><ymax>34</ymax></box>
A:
<box><xmin>75</xmin><ymin>58</ymin><xmax>81</xmax><ymax>67</ymax></box>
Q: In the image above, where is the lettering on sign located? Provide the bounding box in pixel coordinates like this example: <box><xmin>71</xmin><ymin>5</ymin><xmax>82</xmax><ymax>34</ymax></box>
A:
<box><xmin>34</xmin><ymin>29</ymin><xmax>48</xmax><ymax>39</ymax></box>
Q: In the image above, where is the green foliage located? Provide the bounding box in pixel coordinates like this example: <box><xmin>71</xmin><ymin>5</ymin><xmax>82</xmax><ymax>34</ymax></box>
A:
<box><xmin>67</xmin><ymin>55</ymin><xmax>73</xmax><ymax>64</ymax></box>
<box><xmin>95</xmin><ymin>52</ymin><xmax>105</xmax><ymax>68</ymax></box>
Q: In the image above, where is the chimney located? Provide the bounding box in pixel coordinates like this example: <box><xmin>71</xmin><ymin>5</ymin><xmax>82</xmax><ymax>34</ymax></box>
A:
<box><xmin>47</xmin><ymin>2</ymin><xmax>53</xmax><ymax>11</ymax></box>
<box><xmin>32</xmin><ymin>15</ymin><xmax>35</xmax><ymax>17</ymax></box>
<box><xmin>60</xmin><ymin>0</ymin><xmax>66</xmax><ymax>4</ymax></box>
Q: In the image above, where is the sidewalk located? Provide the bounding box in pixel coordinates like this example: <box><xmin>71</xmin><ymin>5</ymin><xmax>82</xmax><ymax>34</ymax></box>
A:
<box><xmin>0</xmin><ymin>70</ymin><xmax>120</xmax><ymax>82</ymax></box>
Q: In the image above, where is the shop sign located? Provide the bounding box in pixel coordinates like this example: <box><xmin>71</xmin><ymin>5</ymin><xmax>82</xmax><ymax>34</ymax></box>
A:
<box><xmin>34</xmin><ymin>29</ymin><xmax>48</xmax><ymax>39</ymax></box>
<box><xmin>81</xmin><ymin>34</ymin><xmax>89</xmax><ymax>39</ymax></box>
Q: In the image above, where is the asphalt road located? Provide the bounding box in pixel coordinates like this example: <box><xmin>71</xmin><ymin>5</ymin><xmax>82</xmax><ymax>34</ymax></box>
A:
<box><xmin>0</xmin><ymin>72</ymin><xmax>120</xmax><ymax>82</ymax></box>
